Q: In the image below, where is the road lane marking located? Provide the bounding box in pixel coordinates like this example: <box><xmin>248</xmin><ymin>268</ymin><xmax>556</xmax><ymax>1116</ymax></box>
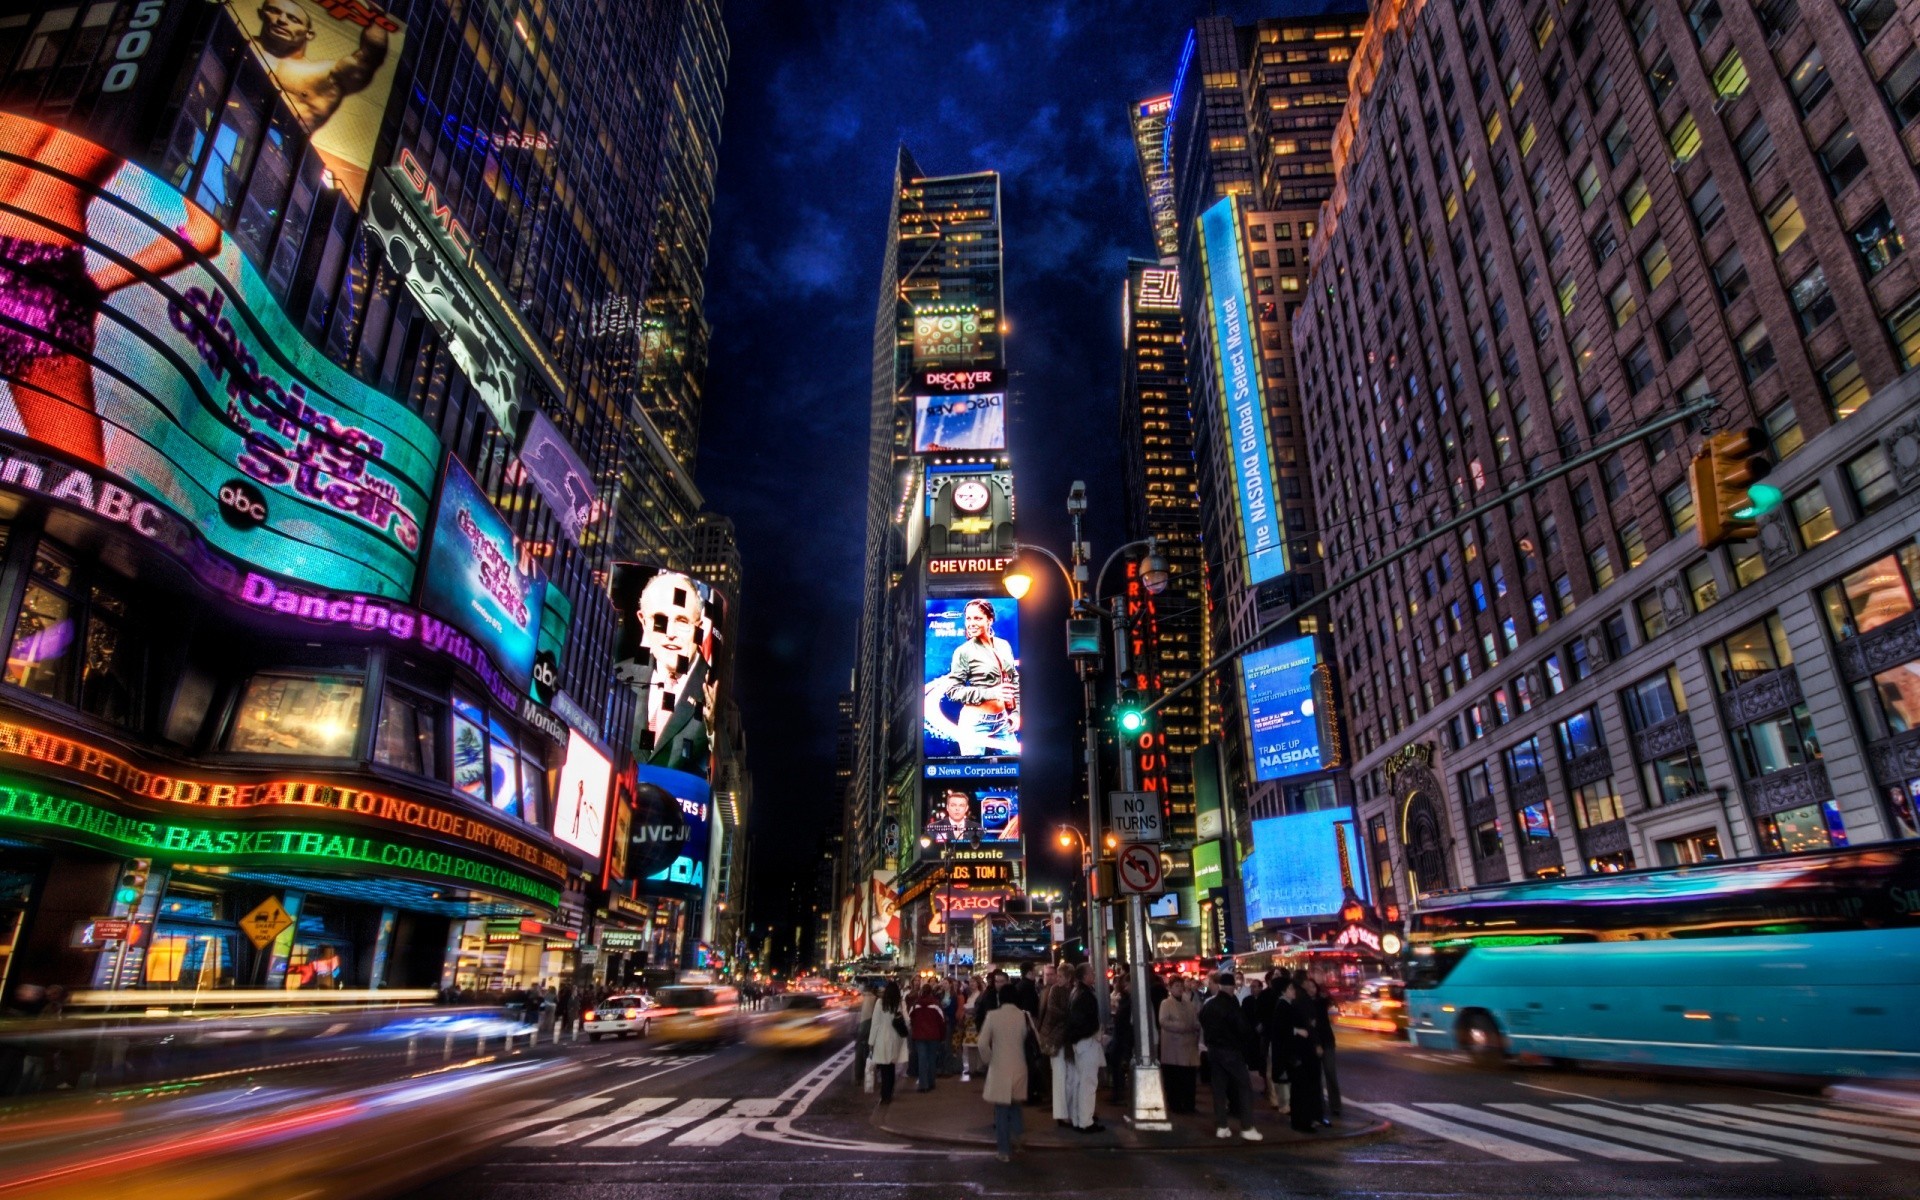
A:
<box><xmin>513</xmin><ymin>1096</ymin><xmax>676</xmax><ymax>1146</ymax></box>
<box><xmin>1556</xmin><ymin>1104</ymin><xmax>1872</xmax><ymax>1164</ymax></box>
<box><xmin>730</xmin><ymin>1098</ymin><xmax>783</xmax><ymax>1116</ymax></box>
<box><xmin>492</xmin><ymin>1094</ymin><xmax>613</xmax><ymax>1137</ymax></box>
<box><xmin>1763</xmin><ymin>1104</ymin><xmax>1920</xmax><ymax>1136</ymax></box>
<box><xmin>1486</xmin><ymin>1103</ymin><xmax>1772</xmax><ymax>1163</ymax></box>
<box><xmin>670</xmin><ymin>1116</ymin><xmax>757</xmax><ymax>1146</ymax></box>
<box><xmin>1354</xmin><ymin>1102</ymin><xmax>1574</xmax><ymax>1161</ymax></box>
<box><xmin>1415</xmin><ymin>1103</ymin><xmax>1676</xmax><ymax>1161</ymax></box>
<box><xmin>586</xmin><ymin>1097</ymin><xmax>729</xmax><ymax>1147</ymax></box>
<box><xmin>1648</xmin><ymin>1106</ymin><xmax>1920</xmax><ymax>1161</ymax></box>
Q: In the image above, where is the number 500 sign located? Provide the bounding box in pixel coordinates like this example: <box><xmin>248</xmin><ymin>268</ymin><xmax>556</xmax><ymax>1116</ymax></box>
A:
<box><xmin>102</xmin><ymin>1</ymin><xmax>170</xmax><ymax>94</ymax></box>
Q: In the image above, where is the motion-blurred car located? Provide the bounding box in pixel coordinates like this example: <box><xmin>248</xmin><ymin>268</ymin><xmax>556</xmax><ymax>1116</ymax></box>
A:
<box><xmin>584</xmin><ymin>993</ymin><xmax>654</xmax><ymax>1040</ymax></box>
<box><xmin>651</xmin><ymin>984</ymin><xmax>742</xmax><ymax>1045</ymax></box>
<box><xmin>1334</xmin><ymin>976</ymin><xmax>1409</xmax><ymax>1037</ymax></box>
<box><xmin>749</xmin><ymin>993</ymin><xmax>837</xmax><ymax>1049</ymax></box>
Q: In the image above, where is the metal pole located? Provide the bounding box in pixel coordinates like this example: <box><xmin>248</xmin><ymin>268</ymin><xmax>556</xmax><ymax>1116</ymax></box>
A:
<box><xmin>1110</xmin><ymin>603</ymin><xmax>1169</xmax><ymax>1129</ymax></box>
<box><xmin>1078</xmin><ymin>664</ymin><xmax>1112</xmax><ymax>1033</ymax></box>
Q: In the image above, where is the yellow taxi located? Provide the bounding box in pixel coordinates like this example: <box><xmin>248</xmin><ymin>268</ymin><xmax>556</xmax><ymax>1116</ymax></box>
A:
<box><xmin>748</xmin><ymin>993</ymin><xmax>837</xmax><ymax>1049</ymax></box>
<box><xmin>650</xmin><ymin>984</ymin><xmax>742</xmax><ymax>1045</ymax></box>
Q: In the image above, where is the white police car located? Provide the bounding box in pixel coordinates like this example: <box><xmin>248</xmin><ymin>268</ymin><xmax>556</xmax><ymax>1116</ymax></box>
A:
<box><xmin>585</xmin><ymin>993</ymin><xmax>654</xmax><ymax>1040</ymax></box>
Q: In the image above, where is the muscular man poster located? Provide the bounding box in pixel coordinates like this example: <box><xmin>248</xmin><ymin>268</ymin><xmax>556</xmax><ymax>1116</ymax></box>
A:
<box><xmin>224</xmin><ymin>0</ymin><xmax>406</xmax><ymax>206</ymax></box>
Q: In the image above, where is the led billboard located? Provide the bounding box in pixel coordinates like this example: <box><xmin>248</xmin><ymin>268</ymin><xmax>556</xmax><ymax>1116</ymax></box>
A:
<box><xmin>922</xmin><ymin>781</ymin><xmax>1022</xmax><ymax>852</ymax></box>
<box><xmin>636</xmin><ymin>765</ymin><xmax>710</xmax><ymax>896</ymax></box>
<box><xmin>0</xmin><ymin>113</ymin><xmax>438</xmax><ymax>599</ymax></box>
<box><xmin>1242</xmin><ymin>637</ymin><xmax>1323</xmax><ymax>782</ymax></box>
<box><xmin>1198</xmin><ymin>197</ymin><xmax>1287</xmax><ymax>584</ymax></box>
<box><xmin>517</xmin><ymin>410</ymin><xmax>598</xmax><ymax>544</ymax></box>
<box><xmin>1244</xmin><ymin>807</ymin><xmax>1368</xmax><ymax>923</ymax></box>
<box><xmin>924</xmin><ymin>597</ymin><xmax>1020</xmax><ymax>760</ymax></box>
<box><xmin>222</xmin><ymin>0</ymin><xmax>405</xmax><ymax>207</ymax></box>
<box><xmin>912</xmin><ymin>305</ymin><xmax>982</xmax><ymax>361</ymax></box>
<box><xmin>611</xmin><ymin>564</ymin><xmax>727</xmax><ymax>781</ymax></box>
<box><xmin>418</xmin><ymin>456</ymin><xmax>543</xmax><ymax>688</ymax></box>
<box><xmin>912</xmin><ymin>392</ymin><xmax>1005</xmax><ymax>453</ymax></box>
<box><xmin>552</xmin><ymin>730</ymin><xmax>612</xmax><ymax>860</ymax></box>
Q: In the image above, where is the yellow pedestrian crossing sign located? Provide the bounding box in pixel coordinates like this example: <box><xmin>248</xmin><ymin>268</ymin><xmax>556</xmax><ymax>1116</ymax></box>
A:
<box><xmin>241</xmin><ymin>896</ymin><xmax>294</xmax><ymax>949</ymax></box>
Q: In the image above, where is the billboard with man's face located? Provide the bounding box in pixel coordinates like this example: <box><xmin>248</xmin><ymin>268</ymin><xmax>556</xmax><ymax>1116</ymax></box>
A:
<box><xmin>611</xmin><ymin>564</ymin><xmax>727</xmax><ymax>782</ymax></box>
<box><xmin>223</xmin><ymin>0</ymin><xmax>406</xmax><ymax>207</ymax></box>
<box><xmin>924</xmin><ymin>597</ymin><xmax>1020</xmax><ymax>760</ymax></box>
<box><xmin>921</xmin><ymin>781</ymin><xmax>1021</xmax><ymax>855</ymax></box>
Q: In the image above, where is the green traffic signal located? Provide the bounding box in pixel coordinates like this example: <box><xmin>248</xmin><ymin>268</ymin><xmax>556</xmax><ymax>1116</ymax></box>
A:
<box><xmin>1118</xmin><ymin>707</ymin><xmax>1147</xmax><ymax>734</ymax></box>
<box><xmin>1734</xmin><ymin>482</ymin><xmax>1784</xmax><ymax>520</ymax></box>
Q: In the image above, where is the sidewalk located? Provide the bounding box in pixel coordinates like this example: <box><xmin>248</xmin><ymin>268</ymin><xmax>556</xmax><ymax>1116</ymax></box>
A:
<box><xmin>869</xmin><ymin>1074</ymin><xmax>1388</xmax><ymax>1152</ymax></box>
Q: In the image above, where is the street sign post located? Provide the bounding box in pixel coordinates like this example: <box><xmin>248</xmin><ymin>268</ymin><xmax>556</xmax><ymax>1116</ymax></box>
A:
<box><xmin>241</xmin><ymin>896</ymin><xmax>294</xmax><ymax>949</ymax></box>
<box><xmin>1107</xmin><ymin>791</ymin><xmax>1163</xmax><ymax>843</ymax></box>
<box><xmin>1116</xmin><ymin>843</ymin><xmax>1163</xmax><ymax>895</ymax></box>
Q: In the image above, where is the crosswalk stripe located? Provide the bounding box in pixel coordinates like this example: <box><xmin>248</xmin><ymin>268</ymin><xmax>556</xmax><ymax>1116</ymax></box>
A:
<box><xmin>1487</xmin><ymin>1103</ymin><xmax>1772</xmax><ymax>1163</ymax></box>
<box><xmin>1763</xmin><ymin>1103</ymin><xmax>1920</xmax><ymax>1136</ymax></box>
<box><xmin>492</xmin><ymin>1094</ymin><xmax>612</xmax><ymax>1137</ymax></box>
<box><xmin>1416</xmin><ymin>1103</ymin><xmax>1676</xmax><ymax>1162</ymax></box>
<box><xmin>670</xmin><ymin>1116</ymin><xmax>756</xmax><ymax>1146</ymax></box>
<box><xmin>513</xmin><ymin>1096</ymin><xmax>676</xmax><ymax>1146</ymax></box>
<box><xmin>1651</xmin><ymin>1106</ymin><xmax>1920</xmax><ymax>1162</ymax></box>
<box><xmin>729</xmin><ymin>1098</ymin><xmax>783</xmax><ymax>1117</ymax></box>
<box><xmin>586</xmin><ymin>1097</ymin><xmax>730</xmax><ymax>1147</ymax></box>
<box><xmin>1557</xmin><ymin>1104</ymin><xmax>1872</xmax><ymax>1164</ymax></box>
<box><xmin>1354</xmin><ymin>1102</ymin><xmax>1573</xmax><ymax>1161</ymax></box>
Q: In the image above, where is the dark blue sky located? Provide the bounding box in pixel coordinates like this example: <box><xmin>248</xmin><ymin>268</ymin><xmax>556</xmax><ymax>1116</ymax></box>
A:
<box><xmin>694</xmin><ymin>1</ymin><xmax>1302</xmax><ymax>937</ymax></box>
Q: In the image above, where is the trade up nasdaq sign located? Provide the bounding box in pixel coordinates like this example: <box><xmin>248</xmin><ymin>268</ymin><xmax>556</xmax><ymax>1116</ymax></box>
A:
<box><xmin>0</xmin><ymin>113</ymin><xmax>438</xmax><ymax>599</ymax></box>
<box><xmin>1197</xmin><ymin>198</ymin><xmax>1286</xmax><ymax>585</ymax></box>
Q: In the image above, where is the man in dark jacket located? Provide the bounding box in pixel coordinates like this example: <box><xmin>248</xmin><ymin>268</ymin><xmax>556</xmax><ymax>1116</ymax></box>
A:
<box><xmin>1063</xmin><ymin>964</ymin><xmax>1105</xmax><ymax>1132</ymax></box>
<box><xmin>1107</xmin><ymin>970</ymin><xmax>1133</xmax><ymax>1104</ymax></box>
<box><xmin>1197</xmin><ymin>972</ymin><xmax>1262</xmax><ymax>1140</ymax></box>
<box><xmin>1305</xmin><ymin>976</ymin><xmax>1341</xmax><ymax>1120</ymax></box>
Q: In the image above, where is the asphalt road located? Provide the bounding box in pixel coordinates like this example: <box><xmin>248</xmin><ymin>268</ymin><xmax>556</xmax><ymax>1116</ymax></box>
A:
<box><xmin>404</xmin><ymin>1013</ymin><xmax>1918</xmax><ymax>1199</ymax></box>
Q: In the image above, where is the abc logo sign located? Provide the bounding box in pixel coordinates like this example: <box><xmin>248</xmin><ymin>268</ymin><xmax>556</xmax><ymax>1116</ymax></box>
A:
<box><xmin>218</xmin><ymin>479</ymin><xmax>268</xmax><ymax>530</ymax></box>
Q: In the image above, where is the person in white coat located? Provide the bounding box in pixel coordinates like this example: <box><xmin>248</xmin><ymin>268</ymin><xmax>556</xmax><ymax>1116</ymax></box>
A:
<box><xmin>974</xmin><ymin>971</ymin><xmax>1030</xmax><ymax>1161</ymax></box>
<box><xmin>867</xmin><ymin>980</ymin><xmax>910</xmax><ymax>1104</ymax></box>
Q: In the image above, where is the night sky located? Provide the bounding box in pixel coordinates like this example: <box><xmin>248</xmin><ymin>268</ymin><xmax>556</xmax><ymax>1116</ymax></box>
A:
<box><xmin>694</xmin><ymin>1</ymin><xmax>1311</xmax><ymax>952</ymax></box>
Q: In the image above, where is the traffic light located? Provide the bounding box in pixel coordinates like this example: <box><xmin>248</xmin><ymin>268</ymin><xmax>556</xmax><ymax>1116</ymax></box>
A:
<box><xmin>1691</xmin><ymin>427</ymin><xmax>1779</xmax><ymax>550</ymax></box>
<box><xmin>116</xmin><ymin>859</ymin><xmax>150</xmax><ymax>907</ymax></box>
<box><xmin>1115</xmin><ymin>687</ymin><xmax>1148</xmax><ymax>734</ymax></box>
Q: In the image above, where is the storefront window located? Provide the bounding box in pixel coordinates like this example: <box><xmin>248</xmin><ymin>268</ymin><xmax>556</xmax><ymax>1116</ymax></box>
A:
<box><xmin>374</xmin><ymin>686</ymin><xmax>441</xmax><ymax>776</ymax></box>
<box><xmin>1731</xmin><ymin>703</ymin><xmax>1822</xmax><ymax>778</ymax></box>
<box><xmin>7</xmin><ymin>544</ymin><xmax>77</xmax><ymax>701</ymax></box>
<box><xmin>286</xmin><ymin>909</ymin><xmax>352</xmax><ymax>989</ymax></box>
<box><xmin>149</xmin><ymin>882</ymin><xmax>237</xmax><ymax>990</ymax></box>
<box><xmin>1707</xmin><ymin>613</ymin><xmax>1793</xmax><ymax>692</ymax></box>
<box><xmin>228</xmin><ymin>673</ymin><xmax>363</xmax><ymax>756</ymax></box>
<box><xmin>79</xmin><ymin>584</ymin><xmax>148</xmax><ymax>727</ymax></box>
<box><xmin>1656</xmin><ymin>829</ymin><xmax>1723</xmax><ymax>865</ymax></box>
<box><xmin>1587</xmin><ymin>850</ymin><xmax>1633</xmax><ymax>873</ymax></box>
<box><xmin>1758</xmin><ymin>799</ymin><xmax>1848</xmax><ymax>854</ymax></box>
<box><xmin>1820</xmin><ymin>542</ymin><xmax>1920</xmax><ymax>639</ymax></box>
<box><xmin>1851</xmin><ymin>663</ymin><xmax>1920</xmax><ymax>739</ymax></box>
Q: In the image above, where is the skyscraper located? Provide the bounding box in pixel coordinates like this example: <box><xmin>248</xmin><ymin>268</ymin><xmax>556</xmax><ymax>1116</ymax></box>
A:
<box><xmin>1131</xmin><ymin>95</ymin><xmax>1180</xmax><ymax>260</ymax></box>
<box><xmin>1293</xmin><ymin>0</ymin><xmax>1920</xmax><ymax>908</ymax></box>
<box><xmin>1165</xmin><ymin>5</ymin><xmax>1367</xmax><ymax>947</ymax></box>
<box><xmin>846</xmin><ymin>151</ymin><xmax>1013</xmax><ymax>966</ymax></box>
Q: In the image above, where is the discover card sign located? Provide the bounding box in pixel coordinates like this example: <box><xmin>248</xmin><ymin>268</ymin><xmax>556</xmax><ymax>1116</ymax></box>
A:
<box><xmin>1198</xmin><ymin>197</ymin><xmax>1287</xmax><ymax>585</ymax></box>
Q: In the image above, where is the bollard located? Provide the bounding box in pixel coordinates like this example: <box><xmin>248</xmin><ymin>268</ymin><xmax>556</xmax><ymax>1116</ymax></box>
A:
<box><xmin>406</xmin><ymin>1035</ymin><xmax>417</xmax><ymax>1067</ymax></box>
<box><xmin>443</xmin><ymin>1032</ymin><xmax>454</xmax><ymax>1061</ymax></box>
<box><xmin>478</xmin><ymin>1033</ymin><xmax>487</xmax><ymax>1056</ymax></box>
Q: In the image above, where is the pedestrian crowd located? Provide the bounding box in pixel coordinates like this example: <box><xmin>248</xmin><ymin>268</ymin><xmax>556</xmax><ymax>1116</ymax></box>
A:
<box><xmin>858</xmin><ymin>961</ymin><xmax>1341</xmax><ymax>1160</ymax></box>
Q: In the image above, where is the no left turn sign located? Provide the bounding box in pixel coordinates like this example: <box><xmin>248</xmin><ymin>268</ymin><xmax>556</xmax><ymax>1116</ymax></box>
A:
<box><xmin>1117</xmin><ymin>843</ymin><xmax>1163</xmax><ymax>894</ymax></box>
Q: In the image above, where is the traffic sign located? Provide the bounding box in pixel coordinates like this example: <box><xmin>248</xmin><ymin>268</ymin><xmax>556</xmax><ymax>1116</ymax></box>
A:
<box><xmin>1116</xmin><ymin>843</ymin><xmax>1163</xmax><ymax>894</ymax></box>
<box><xmin>241</xmin><ymin>896</ymin><xmax>294</xmax><ymax>949</ymax></box>
<box><xmin>1107</xmin><ymin>791</ymin><xmax>1163</xmax><ymax>843</ymax></box>
<box><xmin>71</xmin><ymin>918</ymin><xmax>140</xmax><ymax>948</ymax></box>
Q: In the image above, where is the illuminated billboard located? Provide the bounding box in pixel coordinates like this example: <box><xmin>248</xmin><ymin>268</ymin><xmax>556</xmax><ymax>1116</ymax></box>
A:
<box><xmin>611</xmin><ymin>564</ymin><xmax>727</xmax><ymax>781</ymax></box>
<box><xmin>0</xmin><ymin>113</ymin><xmax>438</xmax><ymax>599</ymax></box>
<box><xmin>1135</xmin><ymin>266</ymin><xmax>1180</xmax><ymax>309</ymax></box>
<box><xmin>925</xmin><ymin>464</ymin><xmax>1013</xmax><ymax>557</ymax></box>
<box><xmin>924</xmin><ymin>597</ymin><xmax>1020</xmax><ymax>760</ymax></box>
<box><xmin>1244</xmin><ymin>807</ymin><xmax>1368</xmax><ymax>923</ymax></box>
<box><xmin>222</xmin><ymin>0</ymin><xmax>405</xmax><ymax>207</ymax></box>
<box><xmin>419</xmin><ymin>456</ymin><xmax>543</xmax><ymax>689</ymax></box>
<box><xmin>552</xmin><ymin>730</ymin><xmax>613</xmax><ymax>860</ymax></box>
<box><xmin>637</xmin><ymin>765</ymin><xmax>710</xmax><ymax>896</ymax></box>
<box><xmin>912</xmin><ymin>392</ymin><xmax>1005</xmax><ymax>453</ymax></box>
<box><xmin>912</xmin><ymin>305</ymin><xmax>982</xmax><ymax>361</ymax></box>
<box><xmin>1241</xmin><ymin>637</ymin><xmax>1323</xmax><ymax>782</ymax></box>
<box><xmin>517</xmin><ymin>410</ymin><xmax>598</xmax><ymax>544</ymax></box>
<box><xmin>922</xmin><ymin>781</ymin><xmax>1022</xmax><ymax>854</ymax></box>
<box><xmin>1198</xmin><ymin>197</ymin><xmax>1287</xmax><ymax>584</ymax></box>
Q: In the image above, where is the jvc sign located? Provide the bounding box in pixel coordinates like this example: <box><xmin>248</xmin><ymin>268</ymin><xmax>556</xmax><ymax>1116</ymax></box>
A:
<box><xmin>1108</xmin><ymin>791</ymin><xmax>1163</xmax><ymax>843</ymax></box>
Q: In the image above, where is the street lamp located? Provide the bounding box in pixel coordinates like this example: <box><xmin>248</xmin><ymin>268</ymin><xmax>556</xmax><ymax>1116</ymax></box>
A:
<box><xmin>1001</xmin><ymin>484</ymin><xmax>1171</xmax><ymax>1130</ymax></box>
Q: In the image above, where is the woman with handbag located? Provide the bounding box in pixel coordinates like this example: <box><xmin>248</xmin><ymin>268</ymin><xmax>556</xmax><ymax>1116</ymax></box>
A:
<box><xmin>867</xmin><ymin>981</ymin><xmax>911</xmax><ymax>1105</ymax></box>
<box><xmin>974</xmin><ymin>971</ymin><xmax>1030</xmax><ymax>1161</ymax></box>
<box><xmin>1157</xmin><ymin>975</ymin><xmax>1201</xmax><ymax>1114</ymax></box>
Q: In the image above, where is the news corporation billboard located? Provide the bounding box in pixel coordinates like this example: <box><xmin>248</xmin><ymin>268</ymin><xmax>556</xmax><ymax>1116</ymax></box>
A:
<box><xmin>1198</xmin><ymin>197</ymin><xmax>1287</xmax><ymax>585</ymax></box>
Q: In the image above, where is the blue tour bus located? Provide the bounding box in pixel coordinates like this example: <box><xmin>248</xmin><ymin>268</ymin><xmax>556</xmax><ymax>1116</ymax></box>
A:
<box><xmin>1402</xmin><ymin>844</ymin><xmax>1920</xmax><ymax>1079</ymax></box>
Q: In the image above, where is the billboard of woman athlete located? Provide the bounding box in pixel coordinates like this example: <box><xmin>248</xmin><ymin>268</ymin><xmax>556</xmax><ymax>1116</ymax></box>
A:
<box><xmin>610</xmin><ymin>564</ymin><xmax>727</xmax><ymax>781</ymax></box>
<box><xmin>924</xmin><ymin>597</ymin><xmax>1020</xmax><ymax>759</ymax></box>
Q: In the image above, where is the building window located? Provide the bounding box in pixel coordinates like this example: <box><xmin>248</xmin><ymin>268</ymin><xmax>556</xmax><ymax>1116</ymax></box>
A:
<box><xmin>1852</xmin><ymin>204</ymin><xmax>1905</xmax><ymax>275</ymax></box>
<box><xmin>1657</xmin><ymin>303</ymin><xmax>1693</xmax><ymax>358</ymax></box>
<box><xmin>1884</xmin><ymin>50</ymin><xmax>1920</xmax><ymax>127</ymax></box>
<box><xmin>1819</xmin><ymin>352</ymin><xmax>1868</xmax><ymax>420</ymax></box>
<box><xmin>1764</xmin><ymin>399</ymin><xmax>1804</xmax><ymax>460</ymax></box>
<box><xmin>1765</xmin><ymin>192</ymin><xmax>1805</xmax><ymax>253</ymax></box>
<box><xmin>1687</xmin><ymin>0</ymin><xmax>1723</xmax><ymax>44</ymax></box>
<box><xmin>1687</xmin><ymin>559</ymin><xmax>1719</xmax><ymax>612</ymax></box>
<box><xmin>1637</xmin><ymin>592</ymin><xmax>1667</xmax><ymax>640</ymax></box>
<box><xmin>1760</xmin><ymin>800</ymin><xmax>1849</xmax><ymax>854</ymax></box>
<box><xmin>374</xmin><ymin>686</ymin><xmax>443</xmax><ymax>778</ymax></box>
<box><xmin>1848</xmin><ymin>445</ymin><xmax>1899</xmax><ymax>516</ymax></box>
<box><xmin>1664</xmin><ymin>480</ymin><xmax>1697</xmax><ymax>534</ymax></box>
<box><xmin>1570</xmin><ymin>778</ymin><xmax>1626</xmax><ymax>830</ymax></box>
<box><xmin>1604</xmin><ymin>610</ymin><xmax>1633</xmax><ymax>659</ymax></box>
<box><xmin>1557</xmin><ymin>708</ymin><xmax>1605</xmax><ymax>761</ymax></box>
<box><xmin>1689</xmin><ymin>175</ymin><xmax>1724</xmax><ymax>234</ymax></box>
<box><xmin>1554</xmin><ymin>572</ymin><xmax>1576</xmax><ymax>617</ymax></box>
<box><xmin>1731</xmin><ymin>704</ymin><xmax>1823</xmax><ymax>779</ymax></box>
<box><xmin>1544</xmin><ymin>652</ymin><xmax>1567</xmax><ymax>695</ymax></box>
<box><xmin>1791</xmin><ymin>484</ymin><xmax>1838</xmax><ymax>548</ymax></box>
<box><xmin>1577</xmin><ymin>161</ymin><xmax>1602</xmax><ymax>208</ymax></box>
<box><xmin>1623</xmin><ymin>664</ymin><xmax>1687</xmax><ymax>731</ymax></box>
<box><xmin>1621</xmin><ymin>522</ymin><xmax>1649</xmax><ymax>569</ymax></box>
<box><xmin>1713</xmin><ymin>247</ymin><xmax>1749</xmax><ymax>303</ymax></box>
<box><xmin>1783</xmin><ymin>50</ymin><xmax>1832</xmax><ymax>118</ymax></box>
<box><xmin>1657</xmin><ymin>828</ymin><xmax>1723</xmax><ymax>864</ymax></box>
<box><xmin>1890</xmin><ymin>294</ymin><xmax>1920</xmax><ymax>370</ymax></box>
<box><xmin>1851</xmin><ymin>660</ymin><xmax>1920</xmax><ymax>742</ymax></box>
<box><xmin>1639</xmin><ymin>239</ymin><xmax>1672</xmax><ymax>291</ymax></box>
<box><xmin>1790</xmin><ymin>265</ymin><xmax>1837</xmax><ymax>333</ymax></box>
<box><xmin>1668</xmin><ymin>111</ymin><xmax>1701</xmax><ymax>164</ymax></box>
<box><xmin>1819</xmin><ymin>123</ymin><xmax>1869</xmax><ymax>194</ymax></box>
<box><xmin>1731</xmin><ymin>541</ymin><xmax>1766</xmax><ymax>590</ymax></box>
<box><xmin>1843</xmin><ymin>0</ymin><xmax>1898</xmax><ymax>44</ymax></box>
<box><xmin>1708</xmin><ymin>613</ymin><xmax>1793</xmax><ymax>692</ymax></box>
<box><xmin>1711</xmin><ymin>49</ymin><xmax>1750</xmax><ymax>101</ymax></box>
<box><xmin>1737</xmin><ymin>321</ymin><xmax>1776</xmax><ymax>380</ymax></box>
<box><xmin>1622</xmin><ymin>176</ymin><xmax>1652</xmax><ymax>227</ymax></box>
<box><xmin>227</xmin><ymin>673</ymin><xmax>364</xmax><ymax>758</ymax></box>
<box><xmin>1609</xmin><ymin>279</ymin><xmax>1639</xmax><ymax>327</ymax></box>
<box><xmin>1624</xmin><ymin>340</ymin><xmax>1658</xmax><ymax>391</ymax></box>
<box><xmin>1646</xmin><ymin>52</ymin><xmax>1678</xmax><ymax>105</ymax></box>
<box><xmin>1591</xmin><ymin>221</ymin><xmax>1621</xmax><ymax>265</ymax></box>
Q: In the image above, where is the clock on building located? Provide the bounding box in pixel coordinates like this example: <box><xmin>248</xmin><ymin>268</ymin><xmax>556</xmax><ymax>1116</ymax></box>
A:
<box><xmin>950</xmin><ymin>479</ymin><xmax>991</xmax><ymax>513</ymax></box>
